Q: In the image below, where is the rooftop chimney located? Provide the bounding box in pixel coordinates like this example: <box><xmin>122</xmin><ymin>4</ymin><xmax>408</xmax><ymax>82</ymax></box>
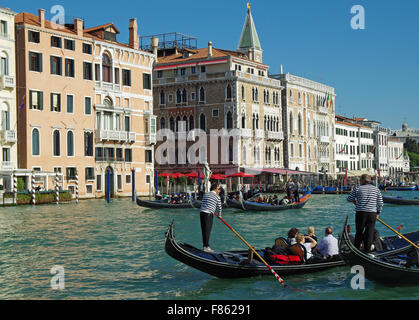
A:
<box><xmin>74</xmin><ymin>18</ymin><xmax>84</xmax><ymax>37</ymax></box>
<box><xmin>38</xmin><ymin>9</ymin><xmax>45</xmax><ymax>28</ymax></box>
<box><xmin>208</xmin><ymin>41</ymin><xmax>213</xmax><ymax>57</ymax></box>
<box><xmin>129</xmin><ymin>18</ymin><xmax>139</xmax><ymax>49</ymax></box>
<box><xmin>151</xmin><ymin>37</ymin><xmax>159</xmax><ymax>63</ymax></box>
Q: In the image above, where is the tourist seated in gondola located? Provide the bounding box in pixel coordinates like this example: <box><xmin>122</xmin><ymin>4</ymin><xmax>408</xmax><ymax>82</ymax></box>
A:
<box><xmin>280</xmin><ymin>196</ymin><xmax>290</xmax><ymax>205</ymax></box>
<box><xmin>272</xmin><ymin>195</ymin><xmax>280</xmax><ymax>206</ymax></box>
<box><xmin>316</xmin><ymin>227</ymin><xmax>339</xmax><ymax>258</ymax></box>
<box><xmin>296</xmin><ymin>233</ymin><xmax>317</xmax><ymax>260</ymax></box>
<box><xmin>257</xmin><ymin>196</ymin><xmax>264</xmax><ymax>203</ymax></box>
<box><xmin>305</xmin><ymin>226</ymin><xmax>318</xmax><ymax>244</ymax></box>
<box><xmin>287</xmin><ymin>228</ymin><xmax>299</xmax><ymax>245</ymax></box>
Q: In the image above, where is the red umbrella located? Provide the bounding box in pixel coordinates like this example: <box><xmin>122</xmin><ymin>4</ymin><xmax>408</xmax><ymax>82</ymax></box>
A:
<box><xmin>159</xmin><ymin>173</ymin><xmax>173</xmax><ymax>177</ymax></box>
<box><xmin>211</xmin><ymin>174</ymin><xmax>227</xmax><ymax>180</ymax></box>
<box><xmin>172</xmin><ymin>173</ymin><xmax>184</xmax><ymax>178</ymax></box>
<box><xmin>184</xmin><ymin>172</ymin><xmax>203</xmax><ymax>179</ymax></box>
<box><xmin>227</xmin><ymin>172</ymin><xmax>255</xmax><ymax>178</ymax></box>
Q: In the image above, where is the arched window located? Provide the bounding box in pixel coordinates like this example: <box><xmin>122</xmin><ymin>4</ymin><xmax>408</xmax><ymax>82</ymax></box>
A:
<box><xmin>256</xmin><ymin>114</ymin><xmax>259</xmax><ymax>129</ymax></box>
<box><xmin>264</xmin><ymin>116</ymin><xmax>267</xmax><ymax>130</ymax></box>
<box><xmin>289</xmin><ymin>112</ymin><xmax>294</xmax><ymax>133</ymax></box>
<box><xmin>226</xmin><ymin>111</ymin><xmax>233</xmax><ymax>129</ymax></box>
<box><xmin>104</xmin><ymin>97</ymin><xmax>113</xmax><ymax>107</ymax></box>
<box><xmin>255</xmin><ymin>88</ymin><xmax>258</xmax><ymax>101</ymax></box>
<box><xmin>199</xmin><ymin>87</ymin><xmax>205</xmax><ymax>102</ymax></box>
<box><xmin>169</xmin><ymin>117</ymin><xmax>175</xmax><ymax>131</ymax></box>
<box><xmin>200</xmin><ymin>113</ymin><xmax>206</xmax><ymax>131</ymax></box>
<box><xmin>183</xmin><ymin>115</ymin><xmax>188</xmax><ymax>131</ymax></box>
<box><xmin>160</xmin><ymin>117</ymin><xmax>166</xmax><ymax>129</ymax></box>
<box><xmin>252</xmin><ymin>88</ymin><xmax>255</xmax><ymax>101</ymax></box>
<box><xmin>160</xmin><ymin>91</ymin><xmax>165</xmax><ymax>105</ymax></box>
<box><xmin>189</xmin><ymin>115</ymin><xmax>194</xmax><ymax>130</ymax></box>
<box><xmin>102</xmin><ymin>53</ymin><xmax>112</xmax><ymax>83</ymax></box>
<box><xmin>182</xmin><ymin>88</ymin><xmax>187</xmax><ymax>103</ymax></box>
<box><xmin>176</xmin><ymin>116</ymin><xmax>181</xmax><ymax>132</ymax></box>
<box><xmin>241</xmin><ymin>85</ymin><xmax>245</xmax><ymax>100</ymax></box>
<box><xmin>226</xmin><ymin>84</ymin><xmax>232</xmax><ymax>100</ymax></box>
<box><xmin>176</xmin><ymin>89</ymin><xmax>182</xmax><ymax>104</ymax></box>
<box><xmin>252</xmin><ymin>114</ymin><xmax>256</xmax><ymax>130</ymax></box>
<box><xmin>241</xmin><ymin>113</ymin><xmax>246</xmax><ymax>128</ymax></box>
<box><xmin>53</xmin><ymin>130</ymin><xmax>60</xmax><ymax>156</ymax></box>
<box><xmin>298</xmin><ymin>113</ymin><xmax>303</xmax><ymax>135</ymax></box>
<box><xmin>67</xmin><ymin>131</ymin><xmax>74</xmax><ymax>157</ymax></box>
<box><xmin>32</xmin><ymin>128</ymin><xmax>40</xmax><ymax>156</ymax></box>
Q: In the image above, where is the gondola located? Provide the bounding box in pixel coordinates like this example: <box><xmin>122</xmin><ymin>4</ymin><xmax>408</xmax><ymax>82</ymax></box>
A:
<box><xmin>380</xmin><ymin>186</ymin><xmax>416</xmax><ymax>191</ymax></box>
<box><xmin>383</xmin><ymin>196</ymin><xmax>419</xmax><ymax>205</ymax></box>
<box><xmin>165</xmin><ymin>220</ymin><xmax>419</xmax><ymax>279</ymax></box>
<box><xmin>339</xmin><ymin>217</ymin><xmax>419</xmax><ymax>286</ymax></box>
<box><xmin>226</xmin><ymin>192</ymin><xmax>311</xmax><ymax>211</ymax></box>
<box><xmin>136</xmin><ymin>197</ymin><xmax>200</xmax><ymax>209</ymax></box>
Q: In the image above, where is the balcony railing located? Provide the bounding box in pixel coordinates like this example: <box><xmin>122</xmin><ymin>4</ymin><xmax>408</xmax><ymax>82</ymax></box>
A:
<box><xmin>317</xmin><ymin>106</ymin><xmax>329</xmax><ymax>114</ymax></box>
<box><xmin>0</xmin><ymin>75</ymin><xmax>15</xmax><ymax>89</ymax></box>
<box><xmin>254</xmin><ymin>129</ymin><xmax>264</xmax><ymax>140</ymax></box>
<box><xmin>96</xmin><ymin>130</ymin><xmax>136</xmax><ymax>143</ymax></box>
<box><xmin>240</xmin><ymin>128</ymin><xmax>252</xmax><ymax>139</ymax></box>
<box><xmin>267</xmin><ymin>131</ymin><xmax>284</xmax><ymax>141</ymax></box>
<box><xmin>1</xmin><ymin>161</ymin><xmax>14</xmax><ymax>170</ymax></box>
<box><xmin>319</xmin><ymin>136</ymin><xmax>330</xmax><ymax>144</ymax></box>
<box><xmin>146</xmin><ymin>133</ymin><xmax>156</xmax><ymax>145</ymax></box>
<box><xmin>1</xmin><ymin>130</ymin><xmax>16</xmax><ymax>144</ymax></box>
<box><xmin>95</xmin><ymin>81</ymin><xmax>121</xmax><ymax>92</ymax></box>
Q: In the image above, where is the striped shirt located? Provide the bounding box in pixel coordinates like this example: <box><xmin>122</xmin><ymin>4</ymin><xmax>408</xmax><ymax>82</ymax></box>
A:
<box><xmin>200</xmin><ymin>191</ymin><xmax>222</xmax><ymax>216</ymax></box>
<box><xmin>347</xmin><ymin>184</ymin><xmax>383</xmax><ymax>213</ymax></box>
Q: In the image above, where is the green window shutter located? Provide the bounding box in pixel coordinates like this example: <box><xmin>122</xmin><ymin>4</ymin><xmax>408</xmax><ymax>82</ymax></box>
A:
<box><xmin>29</xmin><ymin>91</ymin><xmax>33</xmax><ymax>109</ymax></box>
<box><xmin>39</xmin><ymin>92</ymin><xmax>43</xmax><ymax>110</ymax></box>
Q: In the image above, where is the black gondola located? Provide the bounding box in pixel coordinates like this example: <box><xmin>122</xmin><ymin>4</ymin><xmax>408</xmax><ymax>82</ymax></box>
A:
<box><xmin>165</xmin><ymin>220</ymin><xmax>419</xmax><ymax>279</ymax></box>
<box><xmin>136</xmin><ymin>198</ymin><xmax>200</xmax><ymax>209</ymax></box>
<box><xmin>339</xmin><ymin>216</ymin><xmax>419</xmax><ymax>286</ymax></box>
<box><xmin>383</xmin><ymin>196</ymin><xmax>419</xmax><ymax>205</ymax></box>
<box><xmin>226</xmin><ymin>192</ymin><xmax>310</xmax><ymax>211</ymax></box>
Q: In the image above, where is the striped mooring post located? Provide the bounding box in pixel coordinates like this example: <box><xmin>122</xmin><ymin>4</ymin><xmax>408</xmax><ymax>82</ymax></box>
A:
<box><xmin>13</xmin><ymin>173</ymin><xmax>17</xmax><ymax>205</ymax></box>
<box><xmin>55</xmin><ymin>173</ymin><xmax>60</xmax><ymax>204</ymax></box>
<box><xmin>75</xmin><ymin>171</ymin><xmax>79</xmax><ymax>204</ymax></box>
<box><xmin>31</xmin><ymin>174</ymin><xmax>36</xmax><ymax>205</ymax></box>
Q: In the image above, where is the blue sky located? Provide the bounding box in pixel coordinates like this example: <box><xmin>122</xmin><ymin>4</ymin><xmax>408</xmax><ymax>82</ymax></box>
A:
<box><xmin>8</xmin><ymin>0</ymin><xmax>419</xmax><ymax>129</ymax></box>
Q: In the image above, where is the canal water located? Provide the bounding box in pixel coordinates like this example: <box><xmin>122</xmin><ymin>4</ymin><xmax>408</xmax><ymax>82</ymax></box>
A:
<box><xmin>0</xmin><ymin>192</ymin><xmax>418</xmax><ymax>300</ymax></box>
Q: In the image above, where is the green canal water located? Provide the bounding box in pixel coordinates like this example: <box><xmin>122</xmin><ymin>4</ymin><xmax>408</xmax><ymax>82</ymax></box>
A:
<box><xmin>0</xmin><ymin>192</ymin><xmax>418</xmax><ymax>300</ymax></box>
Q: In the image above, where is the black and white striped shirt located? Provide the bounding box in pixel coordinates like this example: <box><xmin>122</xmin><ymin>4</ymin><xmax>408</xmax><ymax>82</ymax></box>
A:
<box><xmin>200</xmin><ymin>191</ymin><xmax>222</xmax><ymax>216</ymax></box>
<box><xmin>347</xmin><ymin>184</ymin><xmax>383</xmax><ymax>213</ymax></box>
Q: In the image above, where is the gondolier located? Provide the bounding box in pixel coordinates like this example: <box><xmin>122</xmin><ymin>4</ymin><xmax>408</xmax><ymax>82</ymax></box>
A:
<box><xmin>347</xmin><ymin>174</ymin><xmax>383</xmax><ymax>254</ymax></box>
<box><xmin>199</xmin><ymin>183</ymin><xmax>222</xmax><ymax>252</ymax></box>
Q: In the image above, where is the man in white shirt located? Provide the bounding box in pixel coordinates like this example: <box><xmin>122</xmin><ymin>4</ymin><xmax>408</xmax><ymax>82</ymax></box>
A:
<box><xmin>316</xmin><ymin>227</ymin><xmax>339</xmax><ymax>257</ymax></box>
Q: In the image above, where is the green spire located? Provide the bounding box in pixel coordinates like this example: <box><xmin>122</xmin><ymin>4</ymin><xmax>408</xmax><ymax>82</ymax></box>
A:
<box><xmin>238</xmin><ymin>3</ymin><xmax>262</xmax><ymax>51</ymax></box>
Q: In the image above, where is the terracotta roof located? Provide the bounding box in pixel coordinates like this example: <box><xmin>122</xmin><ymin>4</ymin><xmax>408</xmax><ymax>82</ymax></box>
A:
<box><xmin>157</xmin><ymin>47</ymin><xmax>267</xmax><ymax>67</ymax></box>
<box><xmin>84</xmin><ymin>23</ymin><xmax>120</xmax><ymax>34</ymax></box>
<box><xmin>15</xmin><ymin>12</ymin><xmax>132</xmax><ymax>49</ymax></box>
<box><xmin>336</xmin><ymin>121</ymin><xmax>371</xmax><ymax>129</ymax></box>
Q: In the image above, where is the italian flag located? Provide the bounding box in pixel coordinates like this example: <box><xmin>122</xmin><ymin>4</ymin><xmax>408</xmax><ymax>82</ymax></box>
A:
<box><xmin>340</xmin><ymin>144</ymin><xmax>347</xmax><ymax>153</ymax></box>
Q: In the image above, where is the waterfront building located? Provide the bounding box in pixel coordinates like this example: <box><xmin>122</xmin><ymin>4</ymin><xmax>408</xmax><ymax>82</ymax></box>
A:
<box><xmin>334</xmin><ymin>115</ymin><xmax>375</xmax><ymax>178</ymax></box>
<box><xmin>389</xmin><ymin>122</ymin><xmax>419</xmax><ymax>144</ymax></box>
<box><xmin>15</xmin><ymin>9</ymin><xmax>155</xmax><ymax>198</ymax></box>
<box><xmin>0</xmin><ymin>7</ymin><xmax>17</xmax><ymax>192</ymax></box>
<box><xmin>271</xmin><ymin>73</ymin><xmax>337</xmax><ymax>178</ymax></box>
<box><xmin>387</xmin><ymin>137</ymin><xmax>410</xmax><ymax>181</ymax></box>
<box><xmin>150</xmin><ymin>6</ymin><xmax>284</xmax><ymax>177</ymax></box>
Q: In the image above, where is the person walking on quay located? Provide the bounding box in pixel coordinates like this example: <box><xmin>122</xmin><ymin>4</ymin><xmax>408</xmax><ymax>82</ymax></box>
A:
<box><xmin>347</xmin><ymin>174</ymin><xmax>383</xmax><ymax>254</ymax></box>
<box><xmin>199</xmin><ymin>183</ymin><xmax>223</xmax><ymax>252</ymax></box>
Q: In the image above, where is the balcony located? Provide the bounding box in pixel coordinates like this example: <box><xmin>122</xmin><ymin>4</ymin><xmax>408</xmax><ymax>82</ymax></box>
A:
<box><xmin>267</xmin><ymin>131</ymin><xmax>284</xmax><ymax>141</ymax></box>
<box><xmin>240</xmin><ymin>128</ymin><xmax>253</xmax><ymax>139</ymax></box>
<box><xmin>254</xmin><ymin>129</ymin><xmax>264</xmax><ymax>140</ymax></box>
<box><xmin>1</xmin><ymin>130</ymin><xmax>16</xmax><ymax>144</ymax></box>
<box><xmin>146</xmin><ymin>133</ymin><xmax>156</xmax><ymax>145</ymax></box>
<box><xmin>0</xmin><ymin>75</ymin><xmax>15</xmax><ymax>89</ymax></box>
<box><xmin>95</xmin><ymin>81</ymin><xmax>121</xmax><ymax>92</ymax></box>
<box><xmin>319</xmin><ymin>156</ymin><xmax>330</xmax><ymax>163</ymax></box>
<box><xmin>318</xmin><ymin>106</ymin><xmax>329</xmax><ymax>114</ymax></box>
<box><xmin>319</xmin><ymin>136</ymin><xmax>330</xmax><ymax>144</ymax></box>
<box><xmin>96</xmin><ymin>130</ymin><xmax>136</xmax><ymax>143</ymax></box>
<box><xmin>1</xmin><ymin>161</ymin><xmax>14</xmax><ymax>170</ymax></box>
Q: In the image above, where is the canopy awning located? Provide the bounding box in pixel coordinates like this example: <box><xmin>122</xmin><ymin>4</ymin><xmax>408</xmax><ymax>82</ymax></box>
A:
<box><xmin>337</xmin><ymin>170</ymin><xmax>376</xmax><ymax>177</ymax></box>
<box><xmin>243</xmin><ymin>168</ymin><xmax>314</xmax><ymax>175</ymax></box>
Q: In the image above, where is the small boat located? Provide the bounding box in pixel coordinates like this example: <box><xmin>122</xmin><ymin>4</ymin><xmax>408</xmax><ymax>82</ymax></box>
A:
<box><xmin>339</xmin><ymin>217</ymin><xmax>419</xmax><ymax>286</ymax></box>
<box><xmin>226</xmin><ymin>192</ymin><xmax>310</xmax><ymax>211</ymax></box>
<box><xmin>165</xmin><ymin>220</ymin><xmax>419</xmax><ymax>279</ymax></box>
<box><xmin>383</xmin><ymin>196</ymin><xmax>419</xmax><ymax>205</ymax></box>
<box><xmin>136</xmin><ymin>197</ymin><xmax>200</xmax><ymax>209</ymax></box>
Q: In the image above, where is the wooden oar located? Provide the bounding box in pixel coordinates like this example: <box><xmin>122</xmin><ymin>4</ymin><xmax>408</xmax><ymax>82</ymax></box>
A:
<box><xmin>213</xmin><ymin>212</ymin><xmax>288</xmax><ymax>287</ymax></box>
<box><xmin>377</xmin><ymin>217</ymin><xmax>419</xmax><ymax>250</ymax></box>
